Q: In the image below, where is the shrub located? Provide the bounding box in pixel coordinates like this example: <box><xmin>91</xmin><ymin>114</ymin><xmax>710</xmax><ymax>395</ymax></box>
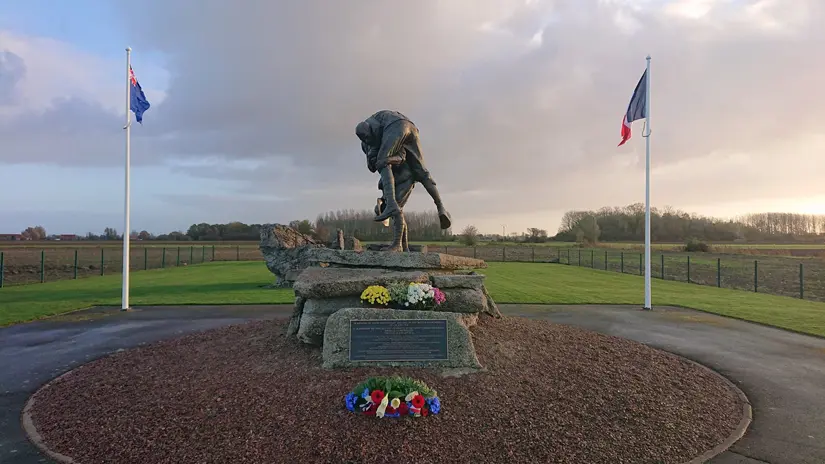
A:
<box><xmin>684</xmin><ymin>238</ymin><xmax>710</xmax><ymax>252</ymax></box>
<box><xmin>460</xmin><ymin>225</ymin><xmax>479</xmax><ymax>246</ymax></box>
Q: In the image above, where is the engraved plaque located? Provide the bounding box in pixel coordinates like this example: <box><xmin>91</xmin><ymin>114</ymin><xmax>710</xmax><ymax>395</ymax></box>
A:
<box><xmin>349</xmin><ymin>319</ymin><xmax>448</xmax><ymax>362</ymax></box>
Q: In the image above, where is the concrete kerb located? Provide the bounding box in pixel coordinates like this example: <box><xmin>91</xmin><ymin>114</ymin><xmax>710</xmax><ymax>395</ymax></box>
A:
<box><xmin>21</xmin><ymin>368</ymin><xmax>82</xmax><ymax>464</ymax></box>
<box><xmin>663</xmin><ymin>350</ymin><xmax>753</xmax><ymax>464</ymax></box>
<box><xmin>19</xmin><ymin>312</ymin><xmax>753</xmax><ymax>464</ymax></box>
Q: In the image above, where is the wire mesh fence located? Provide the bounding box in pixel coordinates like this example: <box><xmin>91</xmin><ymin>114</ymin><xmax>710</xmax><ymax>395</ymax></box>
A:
<box><xmin>397</xmin><ymin>245</ymin><xmax>824</xmax><ymax>302</ymax></box>
<box><xmin>0</xmin><ymin>245</ymin><xmax>259</xmax><ymax>287</ymax></box>
<box><xmin>1</xmin><ymin>244</ymin><xmax>823</xmax><ymax>302</ymax></box>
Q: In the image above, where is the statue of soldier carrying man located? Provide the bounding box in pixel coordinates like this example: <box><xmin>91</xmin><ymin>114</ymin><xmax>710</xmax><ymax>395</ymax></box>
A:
<box><xmin>356</xmin><ymin>110</ymin><xmax>451</xmax><ymax>252</ymax></box>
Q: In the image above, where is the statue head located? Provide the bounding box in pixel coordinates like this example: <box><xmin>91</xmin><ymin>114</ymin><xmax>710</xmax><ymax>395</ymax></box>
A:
<box><xmin>355</xmin><ymin>121</ymin><xmax>372</xmax><ymax>142</ymax></box>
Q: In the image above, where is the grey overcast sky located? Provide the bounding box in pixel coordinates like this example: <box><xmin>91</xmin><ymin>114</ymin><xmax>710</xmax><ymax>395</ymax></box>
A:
<box><xmin>1</xmin><ymin>0</ymin><xmax>824</xmax><ymax>235</ymax></box>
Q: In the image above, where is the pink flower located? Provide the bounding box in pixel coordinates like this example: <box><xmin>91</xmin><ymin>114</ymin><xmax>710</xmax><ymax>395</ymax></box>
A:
<box><xmin>432</xmin><ymin>287</ymin><xmax>446</xmax><ymax>305</ymax></box>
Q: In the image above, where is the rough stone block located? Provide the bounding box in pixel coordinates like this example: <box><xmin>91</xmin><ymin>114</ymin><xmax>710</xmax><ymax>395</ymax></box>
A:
<box><xmin>286</xmin><ymin>296</ymin><xmax>305</xmax><ymax>337</ymax></box>
<box><xmin>308</xmin><ymin>249</ymin><xmax>487</xmax><ymax>270</ymax></box>
<box><xmin>293</xmin><ymin>268</ymin><xmax>429</xmax><ymax>299</ymax></box>
<box><xmin>431</xmin><ymin>274</ymin><xmax>485</xmax><ymax>290</ymax></box>
<box><xmin>322</xmin><ymin>308</ymin><xmax>482</xmax><ymax>370</ymax></box>
<box><xmin>439</xmin><ymin>288</ymin><xmax>488</xmax><ymax>314</ymax></box>
<box><xmin>295</xmin><ymin>296</ymin><xmax>363</xmax><ymax>346</ymax></box>
<box><xmin>345</xmin><ymin>237</ymin><xmax>363</xmax><ymax>251</ymax></box>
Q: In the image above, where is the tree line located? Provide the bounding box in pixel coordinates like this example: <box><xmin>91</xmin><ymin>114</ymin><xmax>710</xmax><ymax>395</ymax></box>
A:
<box><xmin>13</xmin><ymin>211</ymin><xmax>448</xmax><ymax>243</ymax></box>
<box><xmin>13</xmin><ymin>205</ymin><xmax>824</xmax><ymax>244</ymax></box>
<box><xmin>314</xmin><ymin>209</ymin><xmax>449</xmax><ymax>242</ymax></box>
<box><xmin>555</xmin><ymin>204</ymin><xmax>825</xmax><ymax>244</ymax></box>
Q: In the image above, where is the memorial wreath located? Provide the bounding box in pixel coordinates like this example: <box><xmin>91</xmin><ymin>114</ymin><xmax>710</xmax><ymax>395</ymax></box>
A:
<box><xmin>345</xmin><ymin>376</ymin><xmax>442</xmax><ymax>418</ymax></box>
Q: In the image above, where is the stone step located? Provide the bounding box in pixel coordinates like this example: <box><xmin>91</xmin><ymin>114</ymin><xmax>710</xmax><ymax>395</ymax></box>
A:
<box><xmin>293</xmin><ymin>268</ymin><xmax>430</xmax><ymax>299</ymax></box>
<box><xmin>308</xmin><ymin>249</ymin><xmax>487</xmax><ymax>270</ymax></box>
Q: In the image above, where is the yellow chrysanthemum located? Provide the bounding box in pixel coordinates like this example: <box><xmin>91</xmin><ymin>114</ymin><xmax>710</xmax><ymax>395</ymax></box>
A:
<box><xmin>360</xmin><ymin>285</ymin><xmax>390</xmax><ymax>305</ymax></box>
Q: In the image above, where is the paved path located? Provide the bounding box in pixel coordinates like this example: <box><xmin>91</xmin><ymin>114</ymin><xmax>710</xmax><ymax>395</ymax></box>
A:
<box><xmin>1</xmin><ymin>305</ymin><xmax>824</xmax><ymax>463</ymax></box>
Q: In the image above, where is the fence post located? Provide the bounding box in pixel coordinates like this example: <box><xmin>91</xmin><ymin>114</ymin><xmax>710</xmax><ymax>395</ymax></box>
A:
<box><xmin>502</xmin><ymin>246</ymin><xmax>507</xmax><ymax>262</ymax></box>
<box><xmin>578</xmin><ymin>249</ymin><xmax>581</xmax><ymax>266</ymax></box>
<box><xmin>620</xmin><ymin>252</ymin><xmax>624</xmax><ymax>273</ymax></box>
<box><xmin>660</xmin><ymin>254</ymin><xmax>664</xmax><ymax>279</ymax></box>
<box><xmin>639</xmin><ymin>253</ymin><xmax>642</xmax><ymax>276</ymax></box>
<box><xmin>0</xmin><ymin>251</ymin><xmax>4</xmax><ymax>288</ymax></box>
<box><xmin>202</xmin><ymin>246</ymin><xmax>206</xmax><ymax>263</ymax></box>
<box><xmin>753</xmin><ymin>260</ymin><xmax>758</xmax><ymax>292</ymax></box>
<box><xmin>604</xmin><ymin>250</ymin><xmax>608</xmax><ymax>270</ymax></box>
<box><xmin>73</xmin><ymin>249</ymin><xmax>78</xmax><ymax>279</ymax></box>
<box><xmin>590</xmin><ymin>249</ymin><xmax>594</xmax><ymax>268</ymax></box>
<box><xmin>212</xmin><ymin>245</ymin><xmax>216</xmax><ymax>261</ymax></box>
<box><xmin>236</xmin><ymin>245</ymin><xmax>240</xmax><ymax>261</ymax></box>
<box><xmin>162</xmin><ymin>247</ymin><xmax>167</xmax><ymax>268</ymax></box>
<box><xmin>100</xmin><ymin>248</ymin><xmax>105</xmax><ymax>276</ymax></box>
<box><xmin>189</xmin><ymin>246</ymin><xmax>194</xmax><ymax>264</ymax></box>
<box><xmin>557</xmin><ymin>247</ymin><xmax>561</xmax><ymax>263</ymax></box>
<box><xmin>687</xmin><ymin>255</ymin><xmax>691</xmax><ymax>283</ymax></box>
<box><xmin>40</xmin><ymin>250</ymin><xmax>46</xmax><ymax>283</ymax></box>
<box><xmin>177</xmin><ymin>247</ymin><xmax>181</xmax><ymax>266</ymax></box>
<box><xmin>567</xmin><ymin>249</ymin><xmax>571</xmax><ymax>265</ymax></box>
<box><xmin>531</xmin><ymin>247</ymin><xmax>535</xmax><ymax>262</ymax></box>
<box><xmin>800</xmin><ymin>263</ymin><xmax>804</xmax><ymax>299</ymax></box>
<box><xmin>473</xmin><ymin>247</ymin><xmax>477</xmax><ymax>259</ymax></box>
<box><xmin>144</xmin><ymin>248</ymin><xmax>148</xmax><ymax>270</ymax></box>
<box><xmin>717</xmin><ymin>258</ymin><xmax>721</xmax><ymax>287</ymax></box>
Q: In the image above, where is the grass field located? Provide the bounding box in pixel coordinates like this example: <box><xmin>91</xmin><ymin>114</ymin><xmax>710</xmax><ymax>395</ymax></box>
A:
<box><xmin>2</xmin><ymin>261</ymin><xmax>824</xmax><ymax>337</ymax></box>
<box><xmin>2</xmin><ymin>242</ymin><xmax>825</xmax><ymax>301</ymax></box>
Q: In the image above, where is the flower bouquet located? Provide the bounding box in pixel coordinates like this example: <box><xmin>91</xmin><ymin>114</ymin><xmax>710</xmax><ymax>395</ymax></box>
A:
<box><xmin>360</xmin><ymin>282</ymin><xmax>446</xmax><ymax>311</ymax></box>
<box><xmin>360</xmin><ymin>285</ymin><xmax>391</xmax><ymax>307</ymax></box>
<box><xmin>345</xmin><ymin>376</ymin><xmax>442</xmax><ymax>418</ymax></box>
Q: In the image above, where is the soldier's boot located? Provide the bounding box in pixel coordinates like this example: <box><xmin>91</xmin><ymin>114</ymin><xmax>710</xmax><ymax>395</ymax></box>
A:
<box><xmin>387</xmin><ymin>213</ymin><xmax>405</xmax><ymax>252</ymax></box>
<box><xmin>420</xmin><ymin>178</ymin><xmax>452</xmax><ymax>230</ymax></box>
<box><xmin>374</xmin><ymin>167</ymin><xmax>402</xmax><ymax>222</ymax></box>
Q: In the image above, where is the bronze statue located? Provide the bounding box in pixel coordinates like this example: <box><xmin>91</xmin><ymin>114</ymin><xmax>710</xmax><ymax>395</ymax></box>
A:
<box><xmin>356</xmin><ymin>110</ymin><xmax>451</xmax><ymax>251</ymax></box>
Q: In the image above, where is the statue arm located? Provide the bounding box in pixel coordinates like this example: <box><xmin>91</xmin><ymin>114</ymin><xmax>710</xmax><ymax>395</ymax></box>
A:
<box><xmin>363</xmin><ymin>142</ymin><xmax>378</xmax><ymax>173</ymax></box>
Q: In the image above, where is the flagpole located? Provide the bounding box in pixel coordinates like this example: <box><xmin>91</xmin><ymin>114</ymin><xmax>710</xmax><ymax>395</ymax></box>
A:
<box><xmin>643</xmin><ymin>55</ymin><xmax>652</xmax><ymax>310</ymax></box>
<box><xmin>122</xmin><ymin>47</ymin><xmax>132</xmax><ymax>311</ymax></box>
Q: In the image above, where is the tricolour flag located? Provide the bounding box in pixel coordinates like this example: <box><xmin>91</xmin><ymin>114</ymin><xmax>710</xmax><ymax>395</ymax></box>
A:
<box><xmin>618</xmin><ymin>69</ymin><xmax>647</xmax><ymax>146</ymax></box>
<box><xmin>129</xmin><ymin>66</ymin><xmax>150</xmax><ymax>123</ymax></box>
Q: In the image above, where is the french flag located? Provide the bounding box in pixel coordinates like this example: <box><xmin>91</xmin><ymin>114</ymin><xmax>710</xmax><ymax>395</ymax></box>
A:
<box><xmin>618</xmin><ymin>69</ymin><xmax>648</xmax><ymax>146</ymax></box>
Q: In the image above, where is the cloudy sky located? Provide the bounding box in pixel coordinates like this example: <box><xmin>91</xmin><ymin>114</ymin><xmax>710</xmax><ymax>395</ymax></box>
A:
<box><xmin>1</xmin><ymin>0</ymin><xmax>824</xmax><ymax>236</ymax></box>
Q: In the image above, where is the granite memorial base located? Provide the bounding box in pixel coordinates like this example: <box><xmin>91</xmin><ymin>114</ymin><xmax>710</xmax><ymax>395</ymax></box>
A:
<box><xmin>322</xmin><ymin>307</ymin><xmax>482</xmax><ymax>370</ymax></box>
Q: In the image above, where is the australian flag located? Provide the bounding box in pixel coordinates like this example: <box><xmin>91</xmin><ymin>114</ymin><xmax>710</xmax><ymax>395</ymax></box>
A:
<box><xmin>129</xmin><ymin>66</ymin><xmax>150</xmax><ymax>123</ymax></box>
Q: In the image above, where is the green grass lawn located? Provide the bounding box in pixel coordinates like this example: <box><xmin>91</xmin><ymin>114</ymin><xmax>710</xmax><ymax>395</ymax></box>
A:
<box><xmin>2</xmin><ymin>261</ymin><xmax>824</xmax><ymax>337</ymax></box>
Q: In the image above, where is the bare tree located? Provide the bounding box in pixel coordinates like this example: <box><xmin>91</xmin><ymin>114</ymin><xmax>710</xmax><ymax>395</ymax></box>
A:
<box><xmin>460</xmin><ymin>225</ymin><xmax>479</xmax><ymax>246</ymax></box>
<box><xmin>20</xmin><ymin>226</ymin><xmax>47</xmax><ymax>240</ymax></box>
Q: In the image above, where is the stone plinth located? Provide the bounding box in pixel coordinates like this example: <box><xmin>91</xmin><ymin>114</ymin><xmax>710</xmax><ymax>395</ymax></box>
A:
<box><xmin>307</xmin><ymin>249</ymin><xmax>487</xmax><ymax>270</ymax></box>
<box><xmin>322</xmin><ymin>308</ymin><xmax>482</xmax><ymax>370</ymax></box>
<box><xmin>260</xmin><ymin>221</ymin><xmax>485</xmax><ymax>288</ymax></box>
<box><xmin>293</xmin><ymin>268</ymin><xmax>430</xmax><ymax>299</ymax></box>
<box><xmin>286</xmin><ymin>266</ymin><xmax>501</xmax><ymax>346</ymax></box>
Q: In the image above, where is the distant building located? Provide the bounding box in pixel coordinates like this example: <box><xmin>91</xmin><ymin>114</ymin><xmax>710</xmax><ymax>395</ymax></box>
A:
<box><xmin>58</xmin><ymin>234</ymin><xmax>79</xmax><ymax>241</ymax></box>
<box><xmin>0</xmin><ymin>234</ymin><xmax>23</xmax><ymax>241</ymax></box>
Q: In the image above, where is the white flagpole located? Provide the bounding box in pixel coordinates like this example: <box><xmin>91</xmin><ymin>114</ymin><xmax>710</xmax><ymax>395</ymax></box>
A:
<box><xmin>122</xmin><ymin>47</ymin><xmax>132</xmax><ymax>311</ymax></box>
<box><xmin>643</xmin><ymin>55</ymin><xmax>652</xmax><ymax>310</ymax></box>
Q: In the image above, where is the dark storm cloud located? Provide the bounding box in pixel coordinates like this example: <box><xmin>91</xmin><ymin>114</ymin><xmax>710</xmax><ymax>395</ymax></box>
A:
<box><xmin>3</xmin><ymin>0</ymin><xmax>825</xmax><ymax>228</ymax></box>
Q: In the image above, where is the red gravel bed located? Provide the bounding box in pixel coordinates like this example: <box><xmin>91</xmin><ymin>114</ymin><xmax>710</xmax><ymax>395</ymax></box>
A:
<box><xmin>28</xmin><ymin>317</ymin><xmax>744</xmax><ymax>464</ymax></box>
